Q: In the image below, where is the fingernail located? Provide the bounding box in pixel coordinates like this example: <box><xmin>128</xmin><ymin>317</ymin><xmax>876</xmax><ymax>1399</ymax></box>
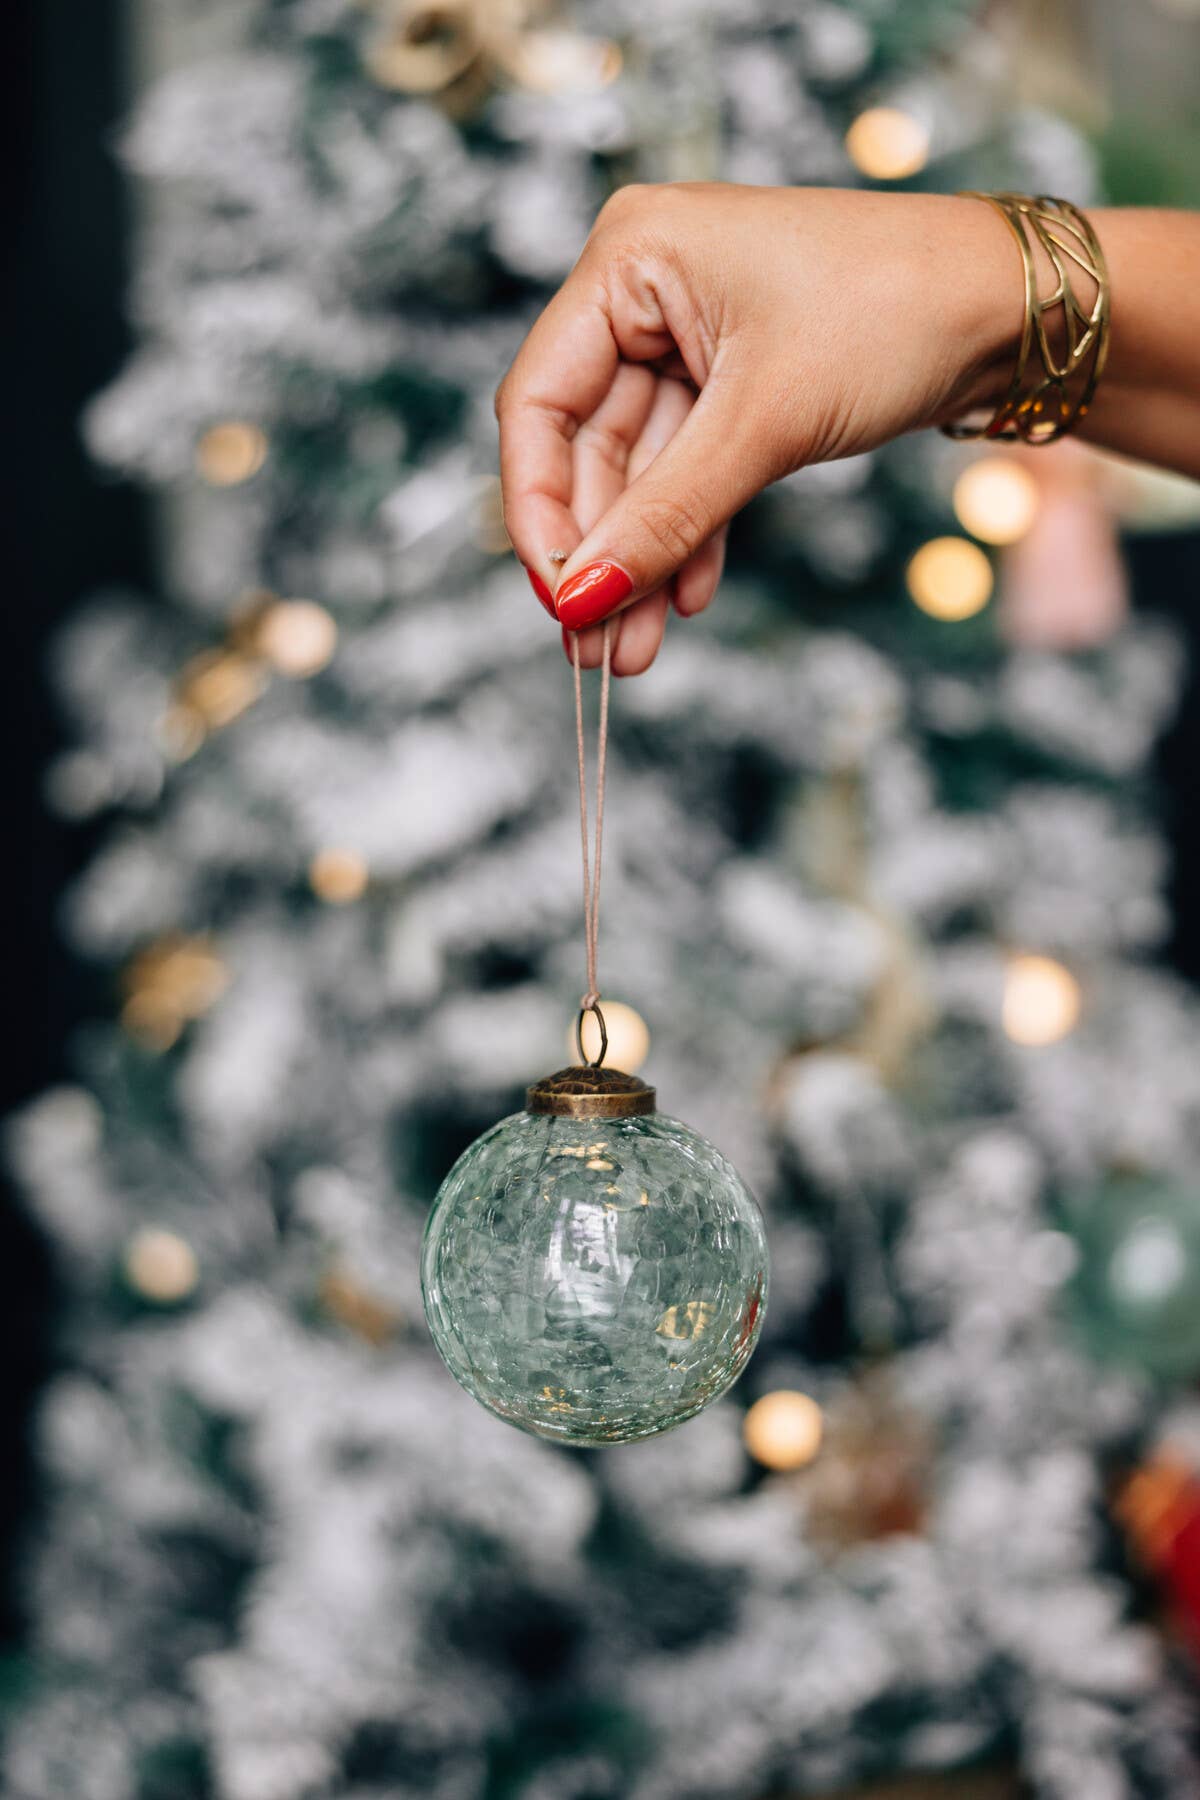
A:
<box><xmin>524</xmin><ymin>566</ymin><xmax>557</xmax><ymax>618</ymax></box>
<box><xmin>555</xmin><ymin>560</ymin><xmax>634</xmax><ymax>631</ymax></box>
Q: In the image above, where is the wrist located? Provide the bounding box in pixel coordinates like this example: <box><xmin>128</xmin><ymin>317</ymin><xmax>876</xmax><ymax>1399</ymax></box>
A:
<box><xmin>927</xmin><ymin>193</ymin><xmax>1028</xmax><ymax>428</ymax></box>
<box><xmin>931</xmin><ymin>192</ymin><xmax>1113</xmax><ymax>439</ymax></box>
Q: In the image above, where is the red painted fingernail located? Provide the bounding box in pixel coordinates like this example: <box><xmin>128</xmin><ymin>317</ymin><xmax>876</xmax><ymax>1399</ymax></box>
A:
<box><xmin>554</xmin><ymin>560</ymin><xmax>633</xmax><ymax>631</ymax></box>
<box><xmin>524</xmin><ymin>566</ymin><xmax>557</xmax><ymax>618</ymax></box>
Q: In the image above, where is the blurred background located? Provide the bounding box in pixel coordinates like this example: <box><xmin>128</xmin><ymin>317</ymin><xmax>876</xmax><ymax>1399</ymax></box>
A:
<box><xmin>7</xmin><ymin>1</ymin><xmax>1200</xmax><ymax>1796</ymax></box>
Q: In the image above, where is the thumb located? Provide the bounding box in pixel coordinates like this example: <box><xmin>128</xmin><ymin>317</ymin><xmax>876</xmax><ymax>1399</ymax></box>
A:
<box><xmin>552</xmin><ymin>377</ymin><xmax>781</xmax><ymax>632</ymax></box>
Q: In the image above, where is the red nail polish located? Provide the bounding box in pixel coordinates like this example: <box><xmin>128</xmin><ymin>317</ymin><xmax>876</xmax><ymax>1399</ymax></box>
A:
<box><xmin>524</xmin><ymin>566</ymin><xmax>557</xmax><ymax>618</ymax></box>
<box><xmin>554</xmin><ymin>561</ymin><xmax>634</xmax><ymax>630</ymax></box>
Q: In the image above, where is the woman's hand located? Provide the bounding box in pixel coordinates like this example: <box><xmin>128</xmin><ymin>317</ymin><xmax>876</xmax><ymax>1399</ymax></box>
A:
<box><xmin>496</xmin><ymin>184</ymin><xmax>1021</xmax><ymax>673</ymax></box>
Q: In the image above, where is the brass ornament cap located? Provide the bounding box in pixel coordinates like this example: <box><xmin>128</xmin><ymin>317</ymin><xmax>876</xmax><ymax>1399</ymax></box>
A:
<box><xmin>526</xmin><ymin>1065</ymin><xmax>656</xmax><ymax>1120</ymax></box>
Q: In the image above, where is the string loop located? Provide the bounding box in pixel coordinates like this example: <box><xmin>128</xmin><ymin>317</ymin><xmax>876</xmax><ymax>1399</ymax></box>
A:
<box><xmin>571</xmin><ymin>621</ymin><xmax>612</xmax><ymax>1064</ymax></box>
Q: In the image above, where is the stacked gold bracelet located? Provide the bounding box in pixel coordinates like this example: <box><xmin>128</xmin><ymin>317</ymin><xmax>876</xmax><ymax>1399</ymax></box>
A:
<box><xmin>943</xmin><ymin>191</ymin><xmax>1110</xmax><ymax>446</ymax></box>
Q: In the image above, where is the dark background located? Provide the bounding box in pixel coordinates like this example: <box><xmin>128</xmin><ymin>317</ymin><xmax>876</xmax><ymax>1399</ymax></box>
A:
<box><xmin>2</xmin><ymin>0</ymin><xmax>151</xmax><ymax>1645</ymax></box>
<box><xmin>4</xmin><ymin>0</ymin><xmax>1200</xmax><ymax>1654</ymax></box>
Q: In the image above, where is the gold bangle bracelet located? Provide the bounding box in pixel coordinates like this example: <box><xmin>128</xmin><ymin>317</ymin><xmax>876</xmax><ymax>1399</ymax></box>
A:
<box><xmin>942</xmin><ymin>191</ymin><xmax>1110</xmax><ymax>446</ymax></box>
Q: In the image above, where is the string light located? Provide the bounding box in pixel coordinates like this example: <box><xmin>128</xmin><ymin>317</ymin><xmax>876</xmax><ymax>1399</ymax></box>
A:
<box><xmin>953</xmin><ymin>457</ymin><xmax>1040</xmax><ymax>545</ymax></box>
<box><xmin>1002</xmin><ymin>953</ymin><xmax>1081</xmax><ymax>1047</ymax></box>
<box><xmin>906</xmin><ymin>536</ymin><xmax>994</xmax><ymax>621</ymax></box>
<box><xmin>571</xmin><ymin>1000</ymin><xmax>651</xmax><ymax>1074</ymax></box>
<box><xmin>743</xmin><ymin>1390</ymin><xmax>824</xmax><ymax>1471</ymax></box>
<box><xmin>256</xmin><ymin>600</ymin><xmax>338</xmax><ymax>678</ymax></box>
<box><xmin>845</xmin><ymin>107</ymin><xmax>929</xmax><ymax>181</ymax></box>
<box><xmin>309</xmin><ymin>848</ymin><xmax>369</xmax><ymax>904</ymax></box>
<box><xmin>124</xmin><ymin>1227</ymin><xmax>199</xmax><ymax>1302</ymax></box>
<box><xmin>195</xmin><ymin>422</ymin><xmax>268</xmax><ymax>487</ymax></box>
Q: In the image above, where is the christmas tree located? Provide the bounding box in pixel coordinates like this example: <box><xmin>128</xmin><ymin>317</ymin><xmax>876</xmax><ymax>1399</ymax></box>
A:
<box><xmin>8</xmin><ymin>2</ymin><xmax>1200</xmax><ymax>1795</ymax></box>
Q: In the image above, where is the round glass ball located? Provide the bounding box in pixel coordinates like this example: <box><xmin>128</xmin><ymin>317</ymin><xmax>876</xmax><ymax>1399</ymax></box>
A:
<box><xmin>421</xmin><ymin>1083</ymin><xmax>768</xmax><ymax>1446</ymax></box>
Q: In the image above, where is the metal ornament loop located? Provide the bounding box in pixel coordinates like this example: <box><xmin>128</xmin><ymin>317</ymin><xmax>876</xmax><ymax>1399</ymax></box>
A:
<box><xmin>576</xmin><ymin>1001</ymin><xmax>608</xmax><ymax>1069</ymax></box>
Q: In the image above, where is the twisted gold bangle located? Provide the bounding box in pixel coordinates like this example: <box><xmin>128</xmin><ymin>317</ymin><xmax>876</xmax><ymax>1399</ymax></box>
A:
<box><xmin>943</xmin><ymin>191</ymin><xmax>1110</xmax><ymax>446</ymax></box>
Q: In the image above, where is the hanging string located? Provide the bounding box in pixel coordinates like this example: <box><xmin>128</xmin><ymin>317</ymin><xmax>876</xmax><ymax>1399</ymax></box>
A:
<box><xmin>571</xmin><ymin>620</ymin><xmax>612</xmax><ymax>1062</ymax></box>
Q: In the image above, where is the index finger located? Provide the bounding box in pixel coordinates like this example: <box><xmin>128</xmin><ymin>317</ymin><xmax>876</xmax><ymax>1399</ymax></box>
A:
<box><xmin>496</xmin><ymin>275</ymin><xmax>619</xmax><ymax>583</ymax></box>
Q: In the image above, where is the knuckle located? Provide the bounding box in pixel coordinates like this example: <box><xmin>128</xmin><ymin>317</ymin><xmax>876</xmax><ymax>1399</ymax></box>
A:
<box><xmin>638</xmin><ymin>493</ymin><xmax>707</xmax><ymax>566</ymax></box>
<box><xmin>599</xmin><ymin>181</ymin><xmax>650</xmax><ymax>223</ymax></box>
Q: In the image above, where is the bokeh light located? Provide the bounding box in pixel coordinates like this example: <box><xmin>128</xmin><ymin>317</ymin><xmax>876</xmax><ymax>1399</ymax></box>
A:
<box><xmin>124</xmin><ymin>1227</ymin><xmax>199</xmax><ymax>1303</ymax></box>
<box><xmin>571</xmin><ymin>1000</ymin><xmax>651</xmax><ymax>1074</ymax></box>
<box><xmin>906</xmin><ymin>536</ymin><xmax>994</xmax><ymax>620</ymax></box>
<box><xmin>505</xmin><ymin>31</ymin><xmax>623</xmax><ymax>93</ymax></box>
<box><xmin>309</xmin><ymin>848</ymin><xmax>369</xmax><ymax>903</ymax></box>
<box><xmin>953</xmin><ymin>457</ymin><xmax>1040</xmax><ymax>545</ymax></box>
<box><xmin>743</xmin><ymin>1390</ymin><xmax>824</xmax><ymax>1471</ymax></box>
<box><xmin>1002</xmin><ymin>953</ymin><xmax>1082</xmax><ymax>1046</ymax></box>
<box><xmin>175</xmin><ymin>650</ymin><xmax>267</xmax><ymax>730</ymax></box>
<box><xmin>195</xmin><ymin>421</ymin><xmax>268</xmax><ymax>486</ymax></box>
<box><xmin>121</xmin><ymin>935</ymin><xmax>230</xmax><ymax>1051</ymax></box>
<box><xmin>845</xmin><ymin>107</ymin><xmax>930</xmax><ymax>180</ymax></box>
<box><xmin>257</xmin><ymin>600</ymin><xmax>338</xmax><ymax>678</ymax></box>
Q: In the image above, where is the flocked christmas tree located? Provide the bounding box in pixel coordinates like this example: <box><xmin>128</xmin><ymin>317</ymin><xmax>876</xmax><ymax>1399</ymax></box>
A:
<box><xmin>9</xmin><ymin>1</ymin><xmax>1200</xmax><ymax>1795</ymax></box>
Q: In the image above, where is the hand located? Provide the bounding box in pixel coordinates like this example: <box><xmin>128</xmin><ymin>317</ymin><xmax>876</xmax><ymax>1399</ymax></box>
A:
<box><xmin>496</xmin><ymin>183</ymin><xmax>1021</xmax><ymax>674</ymax></box>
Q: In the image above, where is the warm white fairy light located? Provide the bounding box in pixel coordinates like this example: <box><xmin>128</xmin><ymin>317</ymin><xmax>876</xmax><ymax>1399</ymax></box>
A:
<box><xmin>309</xmin><ymin>848</ymin><xmax>369</xmax><ymax>904</ymax></box>
<box><xmin>124</xmin><ymin>1227</ymin><xmax>199</xmax><ymax>1303</ymax></box>
<box><xmin>504</xmin><ymin>30</ymin><xmax>622</xmax><ymax>94</ymax></box>
<box><xmin>845</xmin><ymin>107</ymin><xmax>929</xmax><ymax>181</ymax></box>
<box><xmin>953</xmin><ymin>458</ymin><xmax>1040</xmax><ymax>546</ymax></box>
<box><xmin>195</xmin><ymin>422</ymin><xmax>268</xmax><ymax>486</ymax></box>
<box><xmin>571</xmin><ymin>1000</ymin><xmax>650</xmax><ymax>1074</ymax></box>
<box><xmin>257</xmin><ymin>600</ymin><xmax>338</xmax><ymax>678</ymax></box>
<box><xmin>1002</xmin><ymin>954</ymin><xmax>1082</xmax><ymax>1047</ymax></box>
<box><xmin>743</xmin><ymin>1391</ymin><xmax>824</xmax><ymax>1471</ymax></box>
<box><xmin>906</xmin><ymin>536</ymin><xmax>994</xmax><ymax>621</ymax></box>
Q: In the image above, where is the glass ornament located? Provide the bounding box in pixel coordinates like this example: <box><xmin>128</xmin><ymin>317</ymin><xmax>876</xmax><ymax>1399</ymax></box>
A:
<box><xmin>421</xmin><ymin>1064</ymin><xmax>768</xmax><ymax>1445</ymax></box>
<box><xmin>1067</xmin><ymin>1173</ymin><xmax>1200</xmax><ymax>1380</ymax></box>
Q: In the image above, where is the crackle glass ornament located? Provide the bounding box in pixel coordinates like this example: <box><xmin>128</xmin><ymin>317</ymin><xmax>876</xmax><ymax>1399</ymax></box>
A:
<box><xmin>421</xmin><ymin>1063</ymin><xmax>769</xmax><ymax>1445</ymax></box>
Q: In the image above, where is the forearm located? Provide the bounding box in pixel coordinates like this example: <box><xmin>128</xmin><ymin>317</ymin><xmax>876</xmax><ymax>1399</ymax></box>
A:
<box><xmin>1076</xmin><ymin>209</ymin><xmax>1200</xmax><ymax>476</ymax></box>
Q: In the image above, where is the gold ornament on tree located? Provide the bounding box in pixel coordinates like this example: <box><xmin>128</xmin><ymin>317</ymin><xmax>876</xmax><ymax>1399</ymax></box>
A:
<box><xmin>362</xmin><ymin>0</ymin><xmax>621</xmax><ymax>116</ymax></box>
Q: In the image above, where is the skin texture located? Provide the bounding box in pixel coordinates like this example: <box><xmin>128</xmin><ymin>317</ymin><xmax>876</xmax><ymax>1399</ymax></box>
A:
<box><xmin>495</xmin><ymin>184</ymin><xmax>1200</xmax><ymax>675</ymax></box>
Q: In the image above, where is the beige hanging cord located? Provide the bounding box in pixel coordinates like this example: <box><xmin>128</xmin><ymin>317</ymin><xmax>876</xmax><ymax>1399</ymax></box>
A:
<box><xmin>570</xmin><ymin>621</ymin><xmax>612</xmax><ymax>1066</ymax></box>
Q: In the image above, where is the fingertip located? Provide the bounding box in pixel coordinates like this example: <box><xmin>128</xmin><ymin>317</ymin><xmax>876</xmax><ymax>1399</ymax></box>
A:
<box><xmin>525</xmin><ymin>565</ymin><xmax>557</xmax><ymax>618</ymax></box>
<box><xmin>570</xmin><ymin>623</ymin><xmax>607</xmax><ymax>670</ymax></box>
<box><xmin>611</xmin><ymin>591</ymin><xmax>669</xmax><ymax>677</ymax></box>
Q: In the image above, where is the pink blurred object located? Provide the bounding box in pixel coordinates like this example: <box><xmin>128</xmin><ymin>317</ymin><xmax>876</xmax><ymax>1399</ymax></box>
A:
<box><xmin>999</xmin><ymin>441</ymin><xmax>1129</xmax><ymax>650</ymax></box>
